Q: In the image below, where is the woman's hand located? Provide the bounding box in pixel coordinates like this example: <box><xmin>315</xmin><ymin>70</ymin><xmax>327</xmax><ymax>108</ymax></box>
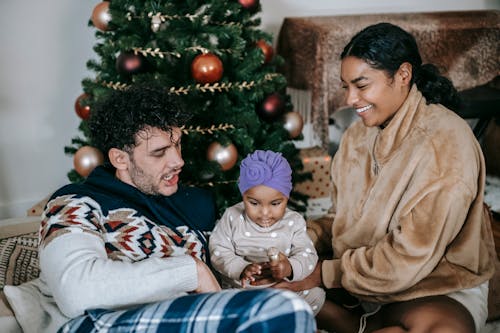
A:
<box><xmin>193</xmin><ymin>257</ymin><xmax>221</xmax><ymax>293</ymax></box>
<box><xmin>272</xmin><ymin>261</ymin><xmax>323</xmax><ymax>292</ymax></box>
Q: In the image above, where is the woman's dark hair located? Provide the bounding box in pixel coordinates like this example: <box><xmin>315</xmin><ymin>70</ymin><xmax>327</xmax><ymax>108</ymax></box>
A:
<box><xmin>88</xmin><ymin>83</ymin><xmax>191</xmax><ymax>158</ymax></box>
<box><xmin>341</xmin><ymin>22</ymin><xmax>461</xmax><ymax>110</ymax></box>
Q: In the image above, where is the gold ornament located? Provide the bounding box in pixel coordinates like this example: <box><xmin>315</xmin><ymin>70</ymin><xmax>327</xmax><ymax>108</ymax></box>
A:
<box><xmin>74</xmin><ymin>146</ymin><xmax>104</xmax><ymax>177</ymax></box>
<box><xmin>207</xmin><ymin>142</ymin><xmax>238</xmax><ymax>171</ymax></box>
<box><xmin>91</xmin><ymin>2</ymin><xmax>112</xmax><ymax>31</ymax></box>
<box><xmin>283</xmin><ymin>111</ymin><xmax>304</xmax><ymax>139</ymax></box>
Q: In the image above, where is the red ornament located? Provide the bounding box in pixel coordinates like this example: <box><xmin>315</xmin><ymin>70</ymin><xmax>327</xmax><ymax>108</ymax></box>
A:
<box><xmin>257</xmin><ymin>93</ymin><xmax>285</xmax><ymax>121</ymax></box>
<box><xmin>207</xmin><ymin>142</ymin><xmax>238</xmax><ymax>171</ymax></box>
<box><xmin>91</xmin><ymin>2</ymin><xmax>112</xmax><ymax>31</ymax></box>
<box><xmin>74</xmin><ymin>146</ymin><xmax>104</xmax><ymax>177</ymax></box>
<box><xmin>238</xmin><ymin>0</ymin><xmax>259</xmax><ymax>11</ymax></box>
<box><xmin>116</xmin><ymin>51</ymin><xmax>147</xmax><ymax>75</ymax></box>
<box><xmin>74</xmin><ymin>93</ymin><xmax>91</xmax><ymax>120</ymax></box>
<box><xmin>256</xmin><ymin>40</ymin><xmax>274</xmax><ymax>64</ymax></box>
<box><xmin>191</xmin><ymin>53</ymin><xmax>224</xmax><ymax>84</ymax></box>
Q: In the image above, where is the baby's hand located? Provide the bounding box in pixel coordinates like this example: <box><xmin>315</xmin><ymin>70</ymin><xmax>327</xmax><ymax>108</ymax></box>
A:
<box><xmin>269</xmin><ymin>252</ymin><xmax>292</xmax><ymax>281</ymax></box>
<box><xmin>240</xmin><ymin>263</ymin><xmax>262</xmax><ymax>287</ymax></box>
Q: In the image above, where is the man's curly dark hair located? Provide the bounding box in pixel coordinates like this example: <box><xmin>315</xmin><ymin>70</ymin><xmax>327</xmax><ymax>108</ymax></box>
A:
<box><xmin>88</xmin><ymin>84</ymin><xmax>190</xmax><ymax>159</ymax></box>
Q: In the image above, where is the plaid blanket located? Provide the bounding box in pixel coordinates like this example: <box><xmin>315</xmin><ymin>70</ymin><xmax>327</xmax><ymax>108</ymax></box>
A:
<box><xmin>58</xmin><ymin>289</ymin><xmax>315</xmax><ymax>333</ymax></box>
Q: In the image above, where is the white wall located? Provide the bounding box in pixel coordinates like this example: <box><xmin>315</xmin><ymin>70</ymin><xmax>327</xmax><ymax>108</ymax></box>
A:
<box><xmin>0</xmin><ymin>1</ymin><xmax>98</xmax><ymax>219</ymax></box>
<box><xmin>0</xmin><ymin>0</ymin><xmax>498</xmax><ymax>219</ymax></box>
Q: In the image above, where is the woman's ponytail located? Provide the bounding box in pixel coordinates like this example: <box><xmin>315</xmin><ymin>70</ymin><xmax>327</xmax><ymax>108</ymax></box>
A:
<box><xmin>414</xmin><ymin>64</ymin><xmax>461</xmax><ymax>111</ymax></box>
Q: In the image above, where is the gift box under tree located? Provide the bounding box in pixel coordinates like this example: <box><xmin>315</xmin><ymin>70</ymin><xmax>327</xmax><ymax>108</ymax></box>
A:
<box><xmin>293</xmin><ymin>147</ymin><xmax>333</xmax><ymax>218</ymax></box>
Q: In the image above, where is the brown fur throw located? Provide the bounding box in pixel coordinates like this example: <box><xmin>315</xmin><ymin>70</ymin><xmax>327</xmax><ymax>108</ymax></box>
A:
<box><xmin>277</xmin><ymin>10</ymin><xmax>500</xmax><ymax>148</ymax></box>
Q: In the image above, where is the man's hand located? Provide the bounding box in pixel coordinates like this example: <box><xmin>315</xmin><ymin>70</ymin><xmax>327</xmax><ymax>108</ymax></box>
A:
<box><xmin>193</xmin><ymin>257</ymin><xmax>221</xmax><ymax>293</ymax></box>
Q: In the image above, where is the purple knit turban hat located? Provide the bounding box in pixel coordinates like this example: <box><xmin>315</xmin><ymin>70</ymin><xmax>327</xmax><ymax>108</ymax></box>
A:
<box><xmin>238</xmin><ymin>150</ymin><xmax>292</xmax><ymax>198</ymax></box>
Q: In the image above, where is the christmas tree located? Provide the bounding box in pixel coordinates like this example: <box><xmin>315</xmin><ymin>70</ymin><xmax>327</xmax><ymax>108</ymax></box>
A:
<box><xmin>67</xmin><ymin>0</ymin><xmax>309</xmax><ymax>216</ymax></box>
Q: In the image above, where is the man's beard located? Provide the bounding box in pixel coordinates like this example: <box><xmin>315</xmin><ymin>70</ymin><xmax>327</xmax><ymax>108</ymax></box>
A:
<box><xmin>129</xmin><ymin>160</ymin><xmax>160</xmax><ymax>195</ymax></box>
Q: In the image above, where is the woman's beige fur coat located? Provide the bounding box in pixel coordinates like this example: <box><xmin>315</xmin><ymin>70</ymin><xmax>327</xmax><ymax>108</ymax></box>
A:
<box><xmin>309</xmin><ymin>85</ymin><xmax>496</xmax><ymax>303</ymax></box>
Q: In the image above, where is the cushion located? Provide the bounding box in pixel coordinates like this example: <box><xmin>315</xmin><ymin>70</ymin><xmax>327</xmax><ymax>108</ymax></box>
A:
<box><xmin>26</xmin><ymin>195</ymin><xmax>50</xmax><ymax>217</ymax></box>
<box><xmin>4</xmin><ymin>279</ymin><xmax>69</xmax><ymax>333</ymax></box>
<box><xmin>0</xmin><ymin>291</ymin><xmax>14</xmax><ymax>317</ymax></box>
<box><xmin>0</xmin><ymin>217</ymin><xmax>41</xmax><ymax>291</ymax></box>
<box><xmin>0</xmin><ymin>290</ymin><xmax>22</xmax><ymax>332</ymax></box>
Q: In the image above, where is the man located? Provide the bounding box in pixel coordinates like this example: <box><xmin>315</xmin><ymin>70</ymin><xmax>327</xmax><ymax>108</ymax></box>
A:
<box><xmin>4</xmin><ymin>84</ymin><xmax>315</xmax><ymax>332</ymax></box>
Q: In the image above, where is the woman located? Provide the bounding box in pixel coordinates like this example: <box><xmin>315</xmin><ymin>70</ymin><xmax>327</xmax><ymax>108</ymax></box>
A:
<box><xmin>273</xmin><ymin>23</ymin><xmax>496</xmax><ymax>333</ymax></box>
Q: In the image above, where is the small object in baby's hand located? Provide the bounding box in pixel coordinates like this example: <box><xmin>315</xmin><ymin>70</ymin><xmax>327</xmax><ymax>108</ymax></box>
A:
<box><xmin>267</xmin><ymin>247</ymin><xmax>280</xmax><ymax>264</ymax></box>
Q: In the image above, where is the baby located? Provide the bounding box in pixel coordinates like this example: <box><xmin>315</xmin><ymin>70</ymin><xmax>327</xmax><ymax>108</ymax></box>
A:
<box><xmin>209</xmin><ymin>150</ymin><xmax>325</xmax><ymax>315</ymax></box>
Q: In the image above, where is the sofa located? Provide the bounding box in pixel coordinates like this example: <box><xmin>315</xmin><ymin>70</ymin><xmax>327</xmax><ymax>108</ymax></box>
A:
<box><xmin>0</xmin><ymin>216</ymin><xmax>40</xmax><ymax>332</ymax></box>
<box><xmin>1</xmin><ymin>205</ymin><xmax>500</xmax><ymax>332</ymax></box>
